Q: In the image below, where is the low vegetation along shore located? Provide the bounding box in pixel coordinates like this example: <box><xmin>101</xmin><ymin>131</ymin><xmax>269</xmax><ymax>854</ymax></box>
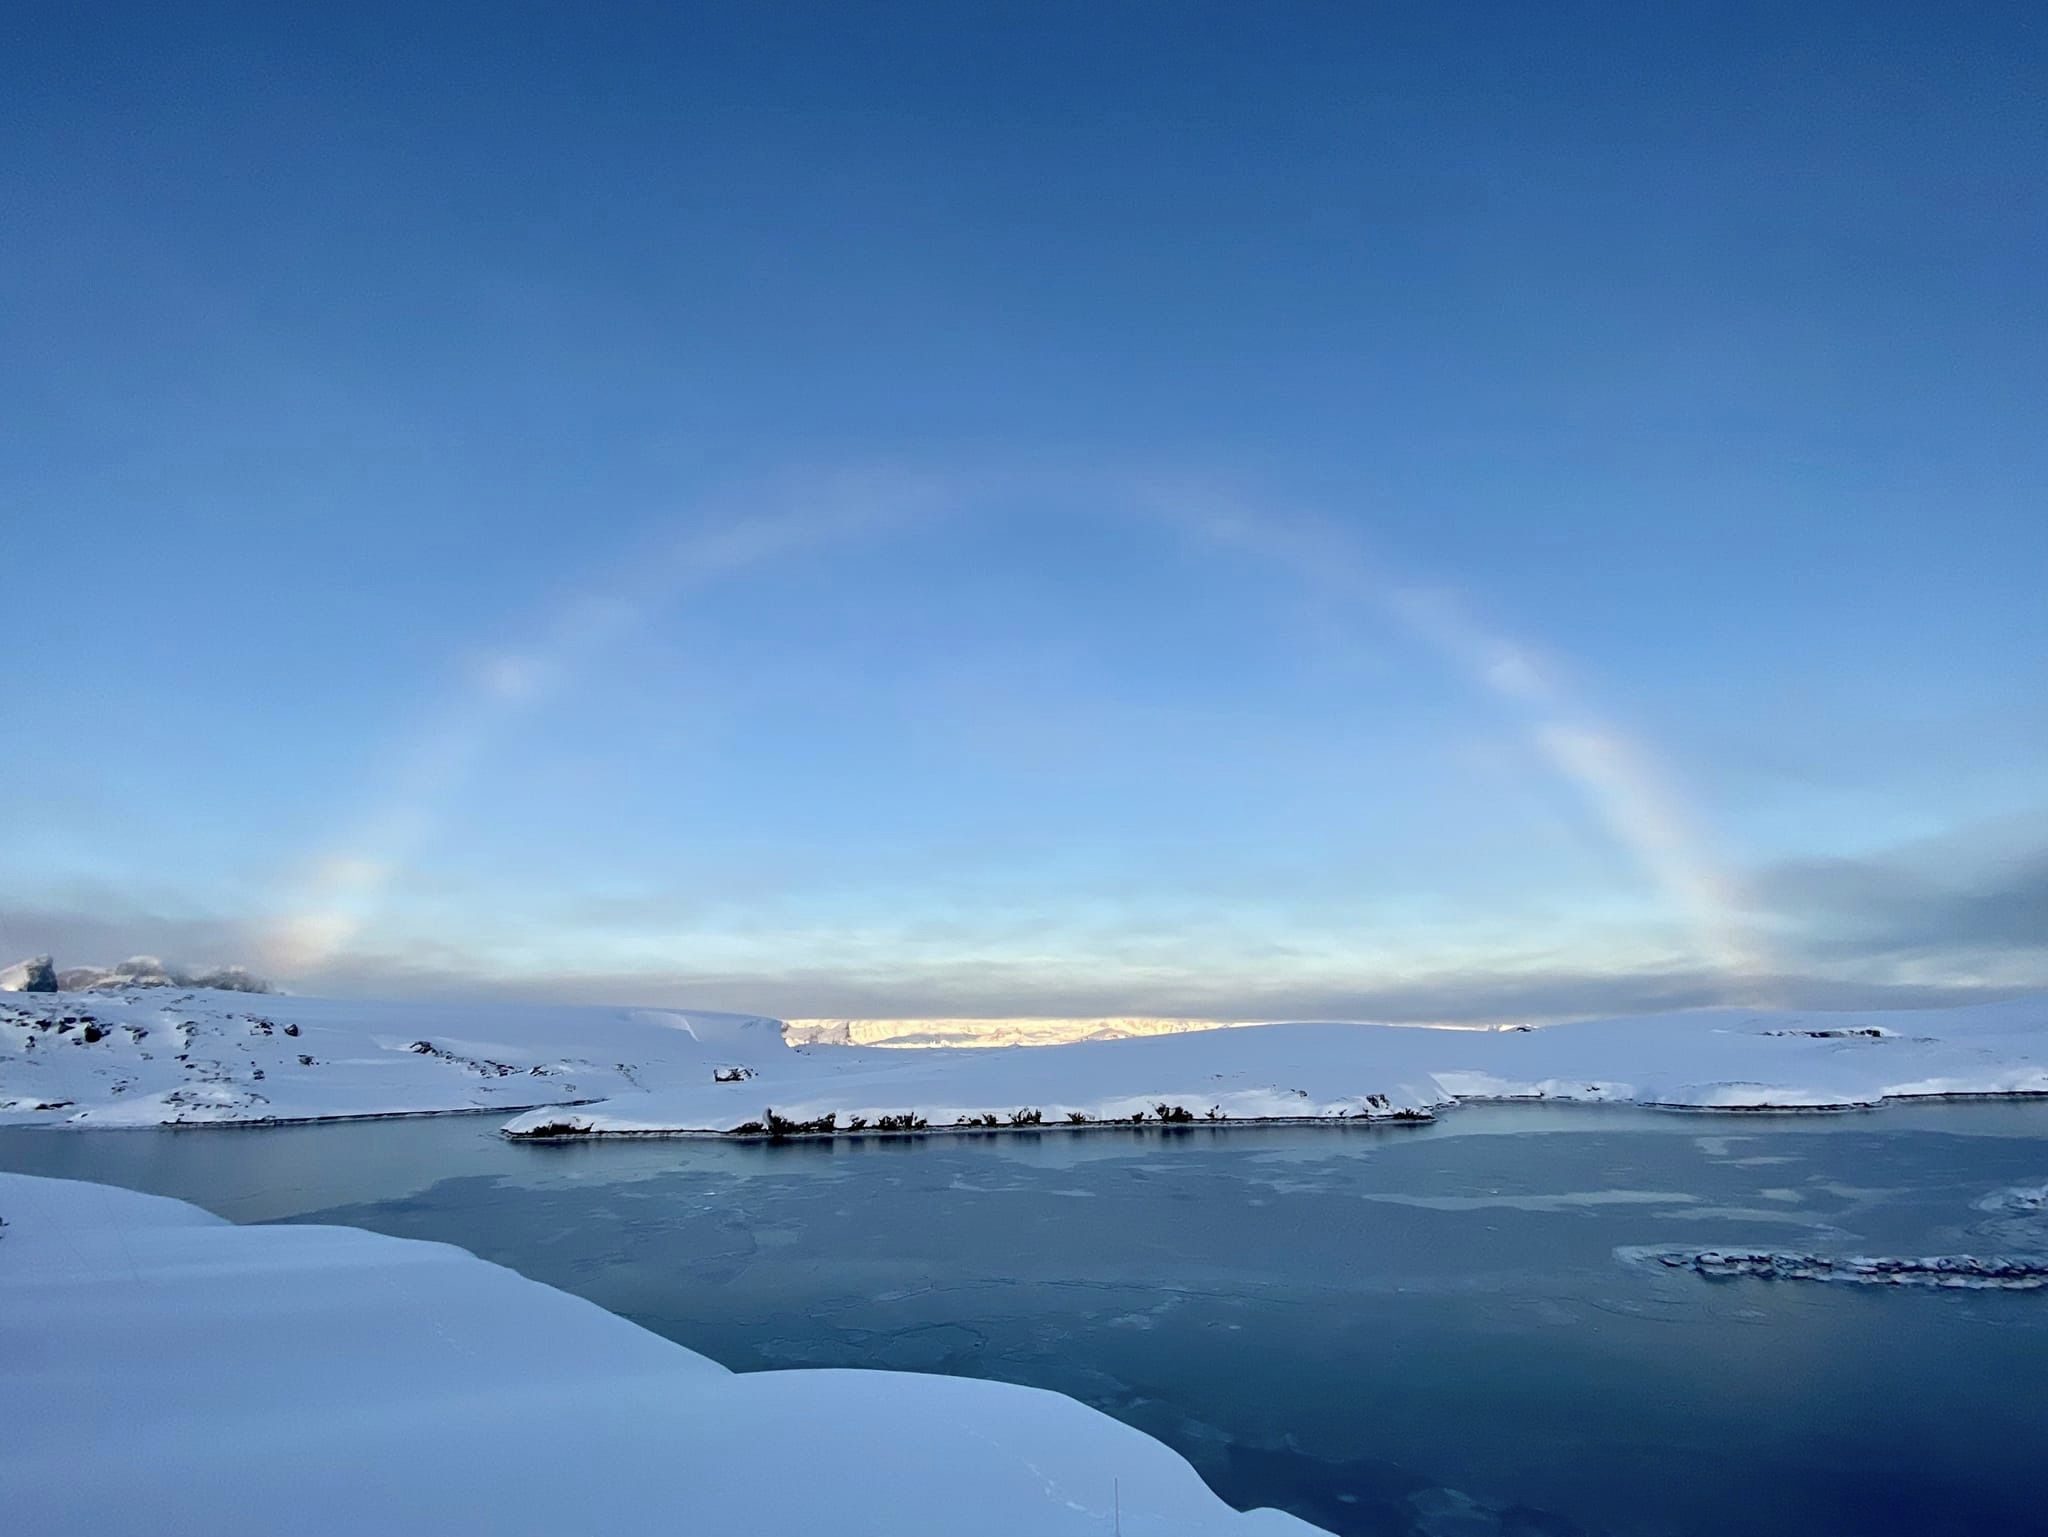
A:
<box><xmin>505</xmin><ymin>1097</ymin><xmax>1437</xmax><ymax>1142</ymax></box>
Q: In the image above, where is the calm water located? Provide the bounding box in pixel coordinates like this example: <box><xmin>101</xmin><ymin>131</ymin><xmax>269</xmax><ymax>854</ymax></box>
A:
<box><xmin>4</xmin><ymin>1103</ymin><xmax>2045</xmax><ymax>1537</ymax></box>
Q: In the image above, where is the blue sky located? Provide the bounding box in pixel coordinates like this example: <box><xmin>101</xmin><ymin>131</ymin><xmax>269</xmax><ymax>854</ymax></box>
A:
<box><xmin>4</xmin><ymin>2</ymin><xmax>2043</xmax><ymax>1019</ymax></box>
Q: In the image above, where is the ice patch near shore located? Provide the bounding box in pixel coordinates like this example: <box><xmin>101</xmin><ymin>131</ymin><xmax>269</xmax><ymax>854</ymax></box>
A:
<box><xmin>1620</xmin><ymin>1246</ymin><xmax>2048</xmax><ymax>1289</ymax></box>
<box><xmin>1620</xmin><ymin>1176</ymin><xmax>2048</xmax><ymax>1291</ymax></box>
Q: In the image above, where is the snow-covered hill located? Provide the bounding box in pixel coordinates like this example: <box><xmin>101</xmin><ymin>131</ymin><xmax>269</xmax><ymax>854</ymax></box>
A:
<box><xmin>0</xmin><ymin>989</ymin><xmax>780</xmax><ymax>1126</ymax></box>
<box><xmin>0</xmin><ymin>1172</ymin><xmax>1320</xmax><ymax>1537</ymax></box>
<box><xmin>5</xmin><ymin>981</ymin><xmax>2042</xmax><ymax>1131</ymax></box>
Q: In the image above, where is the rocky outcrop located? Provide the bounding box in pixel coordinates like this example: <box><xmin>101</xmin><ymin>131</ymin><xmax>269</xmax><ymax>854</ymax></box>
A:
<box><xmin>0</xmin><ymin>956</ymin><xmax>59</xmax><ymax>992</ymax></box>
<box><xmin>52</xmin><ymin>956</ymin><xmax>274</xmax><ymax>993</ymax></box>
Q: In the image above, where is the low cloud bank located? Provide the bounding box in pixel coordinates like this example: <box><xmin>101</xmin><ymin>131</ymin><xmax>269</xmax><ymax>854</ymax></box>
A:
<box><xmin>6</xmin><ymin>818</ymin><xmax>2044</xmax><ymax>1021</ymax></box>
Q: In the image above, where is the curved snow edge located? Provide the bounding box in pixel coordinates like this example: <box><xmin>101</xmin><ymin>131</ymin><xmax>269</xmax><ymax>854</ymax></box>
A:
<box><xmin>0</xmin><ymin>1172</ymin><xmax>1324</xmax><ymax>1537</ymax></box>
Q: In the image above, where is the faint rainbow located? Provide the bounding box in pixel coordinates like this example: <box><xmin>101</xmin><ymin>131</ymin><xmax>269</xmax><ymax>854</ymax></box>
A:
<box><xmin>1137</xmin><ymin>483</ymin><xmax>1768</xmax><ymax>988</ymax></box>
<box><xmin>265</xmin><ymin>469</ymin><xmax>1770</xmax><ymax>996</ymax></box>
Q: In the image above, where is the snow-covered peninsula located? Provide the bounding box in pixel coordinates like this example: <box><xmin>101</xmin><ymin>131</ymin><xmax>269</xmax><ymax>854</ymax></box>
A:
<box><xmin>3</xmin><ymin>982</ymin><xmax>2043</xmax><ymax>1133</ymax></box>
<box><xmin>0</xmin><ymin>1171</ymin><xmax>1321</xmax><ymax>1536</ymax></box>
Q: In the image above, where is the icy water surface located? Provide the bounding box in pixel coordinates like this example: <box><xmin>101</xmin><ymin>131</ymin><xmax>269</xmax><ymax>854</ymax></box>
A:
<box><xmin>4</xmin><ymin>1103</ymin><xmax>2045</xmax><ymax>1537</ymax></box>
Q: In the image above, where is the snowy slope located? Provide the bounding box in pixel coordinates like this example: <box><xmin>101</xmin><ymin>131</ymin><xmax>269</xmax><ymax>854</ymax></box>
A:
<box><xmin>0</xmin><ymin>1172</ymin><xmax>1321</xmax><ymax>1537</ymax></box>
<box><xmin>508</xmin><ymin>997</ymin><xmax>2048</xmax><ymax>1137</ymax></box>
<box><xmin>0</xmin><ymin>989</ymin><xmax>780</xmax><ymax>1126</ymax></box>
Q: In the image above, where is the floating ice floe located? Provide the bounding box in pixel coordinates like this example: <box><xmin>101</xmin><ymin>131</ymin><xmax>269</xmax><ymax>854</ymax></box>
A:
<box><xmin>1620</xmin><ymin>1246</ymin><xmax>2048</xmax><ymax>1290</ymax></box>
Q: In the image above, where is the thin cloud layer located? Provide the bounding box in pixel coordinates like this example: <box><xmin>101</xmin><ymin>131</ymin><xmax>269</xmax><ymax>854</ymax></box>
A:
<box><xmin>9</xmin><ymin>834</ymin><xmax>2043</xmax><ymax>1022</ymax></box>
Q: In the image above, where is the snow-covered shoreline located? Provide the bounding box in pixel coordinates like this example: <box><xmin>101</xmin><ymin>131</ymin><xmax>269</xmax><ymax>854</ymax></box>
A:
<box><xmin>4</xmin><ymin>986</ymin><xmax>2044</xmax><ymax>1136</ymax></box>
<box><xmin>0</xmin><ymin>1171</ymin><xmax>1322</xmax><ymax>1536</ymax></box>
<box><xmin>503</xmin><ymin>998</ymin><xmax>2048</xmax><ymax>1140</ymax></box>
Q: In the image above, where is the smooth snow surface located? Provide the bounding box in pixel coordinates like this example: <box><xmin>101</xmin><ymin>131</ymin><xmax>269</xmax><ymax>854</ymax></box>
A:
<box><xmin>4</xmin><ymin>987</ymin><xmax>2044</xmax><ymax>1133</ymax></box>
<box><xmin>0</xmin><ymin>1172</ymin><xmax>1322</xmax><ymax>1537</ymax></box>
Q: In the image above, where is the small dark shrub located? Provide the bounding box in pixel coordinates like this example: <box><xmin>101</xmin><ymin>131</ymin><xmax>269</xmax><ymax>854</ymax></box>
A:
<box><xmin>1010</xmin><ymin>1108</ymin><xmax>1043</xmax><ymax>1126</ymax></box>
<box><xmin>514</xmin><ymin>1120</ymin><xmax>585</xmax><ymax>1139</ymax></box>
<box><xmin>1066</xmin><ymin>1111</ymin><xmax>1090</xmax><ymax>1124</ymax></box>
<box><xmin>766</xmin><ymin>1108</ymin><xmax>837</xmax><ymax>1137</ymax></box>
<box><xmin>730</xmin><ymin>1120</ymin><xmax>767</xmax><ymax>1135</ymax></box>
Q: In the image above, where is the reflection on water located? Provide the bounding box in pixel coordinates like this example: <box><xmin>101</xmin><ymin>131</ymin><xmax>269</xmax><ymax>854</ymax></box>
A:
<box><xmin>3</xmin><ymin>1102</ymin><xmax>2045</xmax><ymax>1536</ymax></box>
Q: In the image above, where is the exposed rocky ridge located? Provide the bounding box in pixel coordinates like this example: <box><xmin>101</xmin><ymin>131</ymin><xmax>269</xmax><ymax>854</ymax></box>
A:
<box><xmin>2</xmin><ymin>954</ymin><xmax>274</xmax><ymax>994</ymax></box>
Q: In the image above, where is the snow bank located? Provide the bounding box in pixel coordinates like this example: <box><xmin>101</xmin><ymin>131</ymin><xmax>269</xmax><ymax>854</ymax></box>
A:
<box><xmin>507</xmin><ymin>997</ymin><xmax>2048</xmax><ymax>1139</ymax></box>
<box><xmin>0</xmin><ymin>1172</ymin><xmax>1322</xmax><ymax>1537</ymax></box>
